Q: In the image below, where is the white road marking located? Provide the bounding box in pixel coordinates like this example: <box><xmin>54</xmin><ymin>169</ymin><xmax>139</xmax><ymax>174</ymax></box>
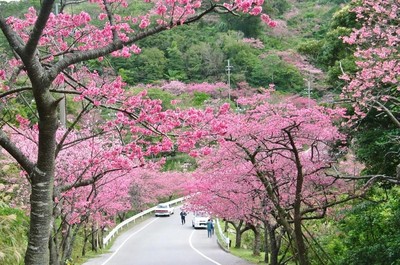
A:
<box><xmin>189</xmin><ymin>230</ymin><xmax>222</xmax><ymax>265</ymax></box>
<box><xmin>101</xmin><ymin>218</ymin><xmax>159</xmax><ymax>265</ymax></box>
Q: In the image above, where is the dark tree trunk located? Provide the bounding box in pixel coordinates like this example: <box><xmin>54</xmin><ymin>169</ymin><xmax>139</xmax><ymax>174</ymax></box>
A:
<box><xmin>227</xmin><ymin>220</ymin><xmax>245</xmax><ymax>248</ymax></box>
<box><xmin>91</xmin><ymin>225</ymin><xmax>96</xmax><ymax>251</ymax></box>
<box><xmin>82</xmin><ymin>228</ymin><xmax>89</xmax><ymax>257</ymax></box>
<box><xmin>99</xmin><ymin>227</ymin><xmax>104</xmax><ymax>249</ymax></box>
<box><xmin>62</xmin><ymin>224</ymin><xmax>80</xmax><ymax>264</ymax></box>
<box><xmin>227</xmin><ymin>220</ymin><xmax>252</xmax><ymax>249</ymax></box>
<box><xmin>293</xmin><ymin>212</ymin><xmax>308</xmax><ymax>265</ymax></box>
<box><xmin>268</xmin><ymin>223</ymin><xmax>279</xmax><ymax>265</ymax></box>
<box><xmin>117</xmin><ymin>212</ymin><xmax>126</xmax><ymax>223</ymax></box>
<box><xmin>61</xmin><ymin>224</ymin><xmax>72</xmax><ymax>264</ymax></box>
<box><xmin>91</xmin><ymin>224</ymin><xmax>99</xmax><ymax>252</ymax></box>
<box><xmin>252</xmin><ymin>224</ymin><xmax>261</xmax><ymax>256</ymax></box>
<box><xmin>24</xmin><ymin>93</ymin><xmax>58</xmax><ymax>265</ymax></box>
<box><xmin>49</xmin><ymin>233</ymin><xmax>60</xmax><ymax>265</ymax></box>
<box><xmin>264</xmin><ymin>222</ymin><xmax>270</xmax><ymax>264</ymax></box>
<box><xmin>285</xmin><ymin>128</ymin><xmax>309</xmax><ymax>265</ymax></box>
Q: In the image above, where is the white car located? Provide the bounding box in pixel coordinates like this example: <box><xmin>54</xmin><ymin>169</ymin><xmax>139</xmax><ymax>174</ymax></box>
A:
<box><xmin>192</xmin><ymin>211</ymin><xmax>210</xmax><ymax>229</ymax></box>
<box><xmin>154</xmin><ymin>203</ymin><xmax>174</xmax><ymax>217</ymax></box>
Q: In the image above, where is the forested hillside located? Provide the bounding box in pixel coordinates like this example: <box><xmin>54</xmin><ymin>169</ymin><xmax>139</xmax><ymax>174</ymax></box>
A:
<box><xmin>0</xmin><ymin>0</ymin><xmax>399</xmax><ymax>265</ymax></box>
<box><xmin>98</xmin><ymin>0</ymin><xmax>345</xmax><ymax>95</ymax></box>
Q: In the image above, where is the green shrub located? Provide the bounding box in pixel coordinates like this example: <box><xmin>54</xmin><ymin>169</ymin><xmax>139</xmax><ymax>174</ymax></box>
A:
<box><xmin>0</xmin><ymin>203</ymin><xmax>28</xmax><ymax>265</ymax></box>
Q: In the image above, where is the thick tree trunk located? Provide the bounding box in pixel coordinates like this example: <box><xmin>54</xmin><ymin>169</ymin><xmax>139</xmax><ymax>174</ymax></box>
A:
<box><xmin>82</xmin><ymin>228</ymin><xmax>89</xmax><ymax>257</ymax></box>
<box><xmin>293</xmin><ymin>211</ymin><xmax>308</xmax><ymax>265</ymax></box>
<box><xmin>235</xmin><ymin>231</ymin><xmax>242</xmax><ymax>249</ymax></box>
<box><xmin>24</xmin><ymin>101</ymin><xmax>58</xmax><ymax>265</ymax></box>
<box><xmin>287</xmin><ymin>128</ymin><xmax>309</xmax><ymax>265</ymax></box>
<box><xmin>251</xmin><ymin>224</ymin><xmax>261</xmax><ymax>256</ymax></box>
<box><xmin>264</xmin><ymin>222</ymin><xmax>270</xmax><ymax>264</ymax></box>
<box><xmin>91</xmin><ymin>225</ymin><xmax>99</xmax><ymax>252</ymax></box>
<box><xmin>267</xmin><ymin>223</ymin><xmax>279</xmax><ymax>265</ymax></box>
<box><xmin>228</xmin><ymin>220</ymin><xmax>244</xmax><ymax>248</ymax></box>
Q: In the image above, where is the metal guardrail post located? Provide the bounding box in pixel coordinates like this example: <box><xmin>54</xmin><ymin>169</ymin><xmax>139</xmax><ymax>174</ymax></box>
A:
<box><xmin>216</xmin><ymin>218</ymin><xmax>230</xmax><ymax>250</ymax></box>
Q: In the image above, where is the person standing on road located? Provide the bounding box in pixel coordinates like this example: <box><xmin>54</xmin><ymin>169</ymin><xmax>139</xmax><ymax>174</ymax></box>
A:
<box><xmin>180</xmin><ymin>210</ymin><xmax>187</xmax><ymax>225</ymax></box>
<box><xmin>207</xmin><ymin>219</ymin><xmax>214</xmax><ymax>238</ymax></box>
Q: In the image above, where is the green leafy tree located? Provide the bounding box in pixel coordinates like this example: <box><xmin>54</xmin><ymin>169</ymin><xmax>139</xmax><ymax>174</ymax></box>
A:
<box><xmin>220</xmin><ymin>13</ymin><xmax>262</xmax><ymax>38</ymax></box>
<box><xmin>353</xmin><ymin>110</ymin><xmax>400</xmax><ymax>177</ymax></box>
<box><xmin>117</xmin><ymin>48</ymin><xmax>167</xmax><ymax>84</ymax></box>
<box><xmin>244</xmin><ymin>54</ymin><xmax>304</xmax><ymax>92</ymax></box>
<box><xmin>184</xmin><ymin>42</ymin><xmax>224</xmax><ymax>82</ymax></box>
<box><xmin>297</xmin><ymin>3</ymin><xmax>359</xmax><ymax>90</ymax></box>
<box><xmin>165</xmin><ymin>41</ymin><xmax>187</xmax><ymax>81</ymax></box>
<box><xmin>329</xmin><ymin>188</ymin><xmax>400</xmax><ymax>265</ymax></box>
<box><xmin>138</xmin><ymin>48</ymin><xmax>167</xmax><ymax>83</ymax></box>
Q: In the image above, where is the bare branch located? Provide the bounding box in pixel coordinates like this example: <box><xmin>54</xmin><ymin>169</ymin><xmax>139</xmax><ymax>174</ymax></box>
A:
<box><xmin>0</xmin><ymin>129</ymin><xmax>35</xmax><ymax>179</ymax></box>
<box><xmin>55</xmin><ymin>103</ymin><xmax>92</xmax><ymax>157</ymax></box>
<box><xmin>374</xmin><ymin>101</ymin><xmax>400</xmax><ymax>128</ymax></box>
<box><xmin>0</xmin><ymin>87</ymin><xmax>32</xmax><ymax>99</ymax></box>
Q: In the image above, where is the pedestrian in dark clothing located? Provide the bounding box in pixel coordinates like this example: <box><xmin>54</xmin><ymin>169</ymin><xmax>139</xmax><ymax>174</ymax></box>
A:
<box><xmin>207</xmin><ymin>219</ymin><xmax>214</xmax><ymax>238</ymax></box>
<box><xmin>180</xmin><ymin>211</ymin><xmax>187</xmax><ymax>225</ymax></box>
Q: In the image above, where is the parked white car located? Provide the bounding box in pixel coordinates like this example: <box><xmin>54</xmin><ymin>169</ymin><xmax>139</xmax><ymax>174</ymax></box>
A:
<box><xmin>154</xmin><ymin>203</ymin><xmax>174</xmax><ymax>217</ymax></box>
<box><xmin>192</xmin><ymin>211</ymin><xmax>210</xmax><ymax>229</ymax></box>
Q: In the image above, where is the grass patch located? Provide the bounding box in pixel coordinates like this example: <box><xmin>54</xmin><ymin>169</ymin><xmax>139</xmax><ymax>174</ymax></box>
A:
<box><xmin>0</xmin><ymin>203</ymin><xmax>28</xmax><ymax>265</ymax></box>
<box><xmin>229</xmin><ymin>247</ymin><xmax>265</xmax><ymax>264</ymax></box>
<box><xmin>225</xmin><ymin>229</ymin><xmax>264</xmax><ymax>264</ymax></box>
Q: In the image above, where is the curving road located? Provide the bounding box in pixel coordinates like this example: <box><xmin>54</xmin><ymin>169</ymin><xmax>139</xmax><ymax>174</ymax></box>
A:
<box><xmin>83</xmin><ymin>210</ymin><xmax>254</xmax><ymax>265</ymax></box>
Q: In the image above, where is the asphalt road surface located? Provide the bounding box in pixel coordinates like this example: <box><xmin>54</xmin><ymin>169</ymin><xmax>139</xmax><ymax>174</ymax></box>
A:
<box><xmin>83</xmin><ymin>210</ymin><xmax>254</xmax><ymax>265</ymax></box>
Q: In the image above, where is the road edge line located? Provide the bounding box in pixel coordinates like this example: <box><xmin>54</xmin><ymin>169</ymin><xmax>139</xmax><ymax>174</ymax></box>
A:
<box><xmin>101</xmin><ymin>218</ymin><xmax>159</xmax><ymax>265</ymax></box>
<box><xmin>189</xmin><ymin>230</ymin><xmax>222</xmax><ymax>265</ymax></box>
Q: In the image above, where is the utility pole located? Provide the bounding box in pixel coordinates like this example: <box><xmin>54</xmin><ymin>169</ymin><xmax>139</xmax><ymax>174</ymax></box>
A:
<box><xmin>55</xmin><ymin>2</ymin><xmax>66</xmax><ymax>127</ymax></box>
<box><xmin>304</xmin><ymin>77</ymin><xmax>312</xmax><ymax>108</ymax></box>
<box><xmin>226</xmin><ymin>59</ymin><xmax>232</xmax><ymax>101</ymax></box>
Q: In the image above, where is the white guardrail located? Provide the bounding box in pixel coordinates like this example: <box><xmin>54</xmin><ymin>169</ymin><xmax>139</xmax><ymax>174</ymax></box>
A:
<box><xmin>103</xmin><ymin>197</ymin><xmax>185</xmax><ymax>247</ymax></box>
<box><xmin>216</xmin><ymin>218</ymin><xmax>230</xmax><ymax>251</ymax></box>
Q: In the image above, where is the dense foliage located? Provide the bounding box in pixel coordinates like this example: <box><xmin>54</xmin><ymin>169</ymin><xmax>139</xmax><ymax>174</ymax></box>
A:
<box><xmin>317</xmin><ymin>188</ymin><xmax>400</xmax><ymax>265</ymax></box>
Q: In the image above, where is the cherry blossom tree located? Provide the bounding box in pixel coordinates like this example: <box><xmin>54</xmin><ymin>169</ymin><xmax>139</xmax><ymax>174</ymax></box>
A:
<box><xmin>186</xmin><ymin>159</ymin><xmax>265</xmax><ymax>252</ymax></box>
<box><xmin>0</xmin><ymin>0</ymin><xmax>276</xmax><ymax>264</ymax></box>
<box><xmin>339</xmin><ymin>0</ymin><xmax>400</xmax><ymax>184</ymax></box>
<box><xmin>340</xmin><ymin>0</ymin><xmax>399</xmax><ymax>128</ymax></box>
<box><xmin>1</xmin><ymin>79</ymin><xmax>229</xmax><ymax>265</ymax></box>
<box><xmin>3</xmin><ymin>116</ymin><xmax>191</xmax><ymax>263</ymax></box>
<box><xmin>185</xmin><ymin>92</ymin><xmax>367</xmax><ymax>265</ymax></box>
<box><xmin>2</xmin><ymin>113</ymin><xmax>164</xmax><ymax>263</ymax></box>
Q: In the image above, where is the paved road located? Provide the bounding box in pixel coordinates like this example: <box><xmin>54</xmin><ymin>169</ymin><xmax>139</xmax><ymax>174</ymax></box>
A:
<box><xmin>83</xmin><ymin>210</ymin><xmax>254</xmax><ymax>265</ymax></box>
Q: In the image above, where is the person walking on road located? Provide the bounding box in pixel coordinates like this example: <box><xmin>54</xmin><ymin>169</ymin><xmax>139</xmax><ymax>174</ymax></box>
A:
<box><xmin>180</xmin><ymin>211</ymin><xmax>187</xmax><ymax>225</ymax></box>
<box><xmin>207</xmin><ymin>219</ymin><xmax>214</xmax><ymax>238</ymax></box>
